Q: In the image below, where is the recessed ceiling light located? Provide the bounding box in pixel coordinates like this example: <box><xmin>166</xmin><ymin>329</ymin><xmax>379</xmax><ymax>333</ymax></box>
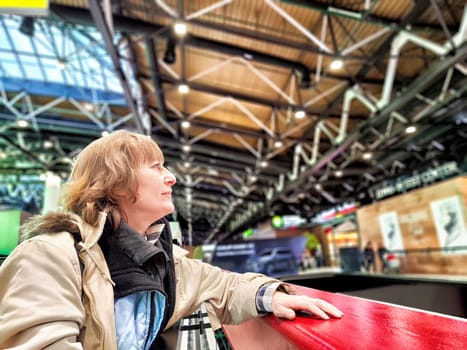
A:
<box><xmin>362</xmin><ymin>152</ymin><xmax>372</xmax><ymax>160</ymax></box>
<box><xmin>181</xmin><ymin>120</ymin><xmax>190</xmax><ymax>128</ymax></box>
<box><xmin>405</xmin><ymin>125</ymin><xmax>416</xmax><ymax>134</ymax></box>
<box><xmin>294</xmin><ymin>109</ymin><xmax>306</xmax><ymax>119</ymax></box>
<box><xmin>17</xmin><ymin>119</ymin><xmax>28</xmax><ymax>128</ymax></box>
<box><xmin>330</xmin><ymin>59</ymin><xmax>343</xmax><ymax>70</ymax></box>
<box><xmin>178</xmin><ymin>84</ymin><xmax>189</xmax><ymax>94</ymax></box>
<box><xmin>43</xmin><ymin>140</ymin><xmax>54</xmax><ymax>149</ymax></box>
<box><xmin>174</xmin><ymin>22</ymin><xmax>187</xmax><ymax>35</ymax></box>
<box><xmin>243</xmin><ymin>53</ymin><xmax>254</xmax><ymax>60</ymax></box>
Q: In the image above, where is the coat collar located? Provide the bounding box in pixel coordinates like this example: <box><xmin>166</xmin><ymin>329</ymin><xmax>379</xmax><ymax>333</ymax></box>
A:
<box><xmin>70</xmin><ymin>211</ymin><xmax>107</xmax><ymax>248</ymax></box>
<box><xmin>114</xmin><ymin>221</ymin><xmax>168</xmax><ymax>266</ymax></box>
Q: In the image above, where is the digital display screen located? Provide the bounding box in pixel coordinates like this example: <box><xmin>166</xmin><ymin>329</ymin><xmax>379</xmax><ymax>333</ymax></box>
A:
<box><xmin>0</xmin><ymin>209</ymin><xmax>21</xmax><ymax>255</ymax></box>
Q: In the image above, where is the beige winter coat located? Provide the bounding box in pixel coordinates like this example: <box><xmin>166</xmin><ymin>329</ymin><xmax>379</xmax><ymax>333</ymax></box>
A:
<box><xmin>0</xmin><ymin>212</ymin><xmax>276</xmax><ymax>349</ymax></box>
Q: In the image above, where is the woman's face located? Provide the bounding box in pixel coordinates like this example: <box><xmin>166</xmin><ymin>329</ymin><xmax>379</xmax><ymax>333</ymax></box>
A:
<box><xmin>119</xmin><ymin>159</ymin><xmax>176</xmax><ymax>228</ymax></box>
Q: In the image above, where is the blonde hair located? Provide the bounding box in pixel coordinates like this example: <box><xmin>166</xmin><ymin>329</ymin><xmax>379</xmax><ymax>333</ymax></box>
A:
<box><xmin>61</xmin><ymin>130</ymin><xmax>163</xmax><ymax>228</ymax></box>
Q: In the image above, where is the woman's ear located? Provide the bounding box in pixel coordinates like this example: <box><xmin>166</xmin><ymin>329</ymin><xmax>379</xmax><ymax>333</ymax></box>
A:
<box><xmin>113</xmin><ymin>187</ymin><xmax>130</xmax><ymax>203</ymax></box>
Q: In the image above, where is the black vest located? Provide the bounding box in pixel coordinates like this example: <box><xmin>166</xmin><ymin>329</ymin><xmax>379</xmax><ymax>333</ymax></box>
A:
<box><xmin>98</xmin><ymin>217</ymin><xmax>177</xmax><ymax>340</ymax></box>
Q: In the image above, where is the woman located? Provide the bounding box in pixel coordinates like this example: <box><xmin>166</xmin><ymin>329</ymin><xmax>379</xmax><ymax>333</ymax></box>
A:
<box><xmin>0</xmin><ymin>130</ymin><xmax>343</xmax><ymax>349</ymax></box>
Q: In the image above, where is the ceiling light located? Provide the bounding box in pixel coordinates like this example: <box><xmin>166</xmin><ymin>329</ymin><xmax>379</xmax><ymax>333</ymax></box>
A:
<box><xmin>101</xmin><ymin>130</ymin><xmax>110</xmax><ymax>137</ymax></box>
<box><xmin>274</xmin><ymin>140</ymin><xmax>283</xmax><ymax>148</ymax></box>
<box><xmin>182</xmin><ymin>144</ymin><xmax>191</xmax><ymax>152</ymax></box>
<box><xmin>184</xmin><ymin>161</ymin><xmax>190</xmax><ymax>168</ymax></box>
<box><xmin>19</xmin><ymin>17</ymin><xmax>35</xmax><ymax>37</ymax></box>
<box><xmin>181</xmin><ymin>120</ymin><xmax>190</xmax><ymax>128</ymax></box>
<box><xmin>334</xmin><ymin>170</ymin><xmax>343</xmax><ymax>177</ymax></box>
<box><xmin>330</xmin><ymin>59</ymin><xmax>343</xmax><ymax>70</ymax></box>
<box><xmin>0</xmin><ymin>151</ymin><xmax>6</xmax><ymax>159</ymax></box>
<box><xmin>163</xmin><ymin>37</ymin><xmax>176</xmax><ymax>64</ymax></box>
<box><xmin>294</xmin><ymin>109</ymin><xmax>306</xmax><ymax>119</ymax></box>
<box><xmin>362</xmin><ymin>152</ymin><xmax>373</xmax><ymax>160</ymax></box>
<box><xmin>405</xmin><ymin>125</ymin><xmax>416</xmax><ymax>134</ymax></box>
<box><xmin>174</xmin><ymin>22</ymin><xmax>187</xmax><ymax>36</ymax></box>
<box><xmin>17</xmin><ymin>119</ymin><xmax>28</xmax><ymax>128</ymax></box>
<box><xmin>43</xmin><ymin>140</ymin><xmax>54</xmax><ymax>149</ymax></box>
<box><xmin>299</xmin><ymin>73</ymin><xmax>311</xmax><ymax>89</ymax></box>
<box><xmin>260</xmin><ymin>160</ymin><xmax>268</xmax><ymax>168</ymax></box>
<box><xmin>178</xmin><ymin>84</ymin><xmax>189</xmax><ymax>94</ymax></box>
<box><xmin>243</xmin><ymin>53</ymin><xmax>254</xmax><ymax>60</ymax></box>
<box><xmin>84</xmin><ymin>102</ymin><xmax>93</xmax><ymax>111</ymax></box>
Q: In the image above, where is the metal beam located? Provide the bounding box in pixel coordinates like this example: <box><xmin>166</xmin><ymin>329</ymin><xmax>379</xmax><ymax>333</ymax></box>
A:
<box><xmin>146</xmin><ymin>37</ymin><xmax>168</xmax><ymax>121</ymax></box>
<box><xmin>280</xmin><ymin>0</ymin><xmax>457</xmax><ymax>33</ymax></box>
<box><xmin>87</xmin><ymin>0</ymin><xmax>144</xmax><ymax>133</ymax></box>
<box><xmin>0</xmin><ymin>135</ymin><xmax>49</xmax><ymax>169</ymax></box>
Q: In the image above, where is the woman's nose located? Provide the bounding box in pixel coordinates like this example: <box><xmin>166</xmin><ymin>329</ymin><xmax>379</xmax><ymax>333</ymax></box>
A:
<box><xmin>164</xmin><ymin>168</ymin><xmax>177</xmax><ymax>185</ymax></box>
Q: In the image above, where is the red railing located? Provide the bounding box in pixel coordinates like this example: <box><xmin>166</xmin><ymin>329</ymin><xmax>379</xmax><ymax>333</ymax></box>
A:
<box><xmin>223</xmin><ymin>284</ymin><xmax>467</xmax><ymax>349</ymax></box>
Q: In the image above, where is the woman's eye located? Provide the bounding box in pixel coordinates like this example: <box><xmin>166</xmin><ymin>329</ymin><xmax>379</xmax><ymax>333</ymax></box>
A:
<box><xmin>152</xmin><ymin>162</ymin><xmax>165</xmax><ymax>169</ymax></box>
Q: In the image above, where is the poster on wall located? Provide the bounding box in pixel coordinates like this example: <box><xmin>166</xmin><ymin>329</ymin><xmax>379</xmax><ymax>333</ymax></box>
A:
<box><xmin>210</xmin><ymin>236</ymin><xmax>306</xmax><ymax>277</ymax></box>
<box><xmin>378</xmin><ymin>211</ymin><xmax>404</xmax><ymax>251</ymax></box>
<box><xmin>430</xmin><ymin>196</ymin><xmax>467</xmax><ymax>252</ymax></box>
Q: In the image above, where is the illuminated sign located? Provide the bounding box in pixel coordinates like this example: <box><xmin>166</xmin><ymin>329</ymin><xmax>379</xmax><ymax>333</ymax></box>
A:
<box><xmin>271</xmin><ymin>215</ymin><xmax>284</xmax><ymax>228</ymax></box>
<box><xmin>371</xmin><ymin>162</ymin><xmax>459</xmax><ymax>200</ymax></box>
<box><xmin>0</xmin><ymin>0</ymin><xmax>49</xmax><ymax>16</ymax></box>
<box><xmin>313</xmin><ymin>202</ymin><xmax>357</xmax><ymax>224</ymax></box>
<box><xmin>271</xmin><ymin>215</ymin><xmax>305</xmax><ymax>229</ymax></box>
<box><xmin>243</xmin><ymin>228</ymin><xmax>254</xmax><ymax>238</ymax></box>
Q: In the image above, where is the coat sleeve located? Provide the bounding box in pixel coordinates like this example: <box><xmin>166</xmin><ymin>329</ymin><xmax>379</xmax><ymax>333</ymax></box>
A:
<box><xmin>0</xmin><ymin>235</ymin><xmax>85</xmax><ymax>349</ymax></box>
<box><xmin>168</xmin><ymin>246</ymin><xmax>278</xmax><ymax>329</ymax></box>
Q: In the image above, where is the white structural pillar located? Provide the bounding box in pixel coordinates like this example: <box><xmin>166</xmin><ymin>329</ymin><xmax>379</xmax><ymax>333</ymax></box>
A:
<box><xmin>42</xmin><ymin>172</ymin><xmax>61</xmax><ymax>214</ymax></box>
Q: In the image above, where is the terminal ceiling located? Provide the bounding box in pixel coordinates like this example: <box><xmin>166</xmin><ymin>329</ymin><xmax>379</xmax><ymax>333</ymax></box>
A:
<box><xmin>0</xmin><ymin>0</ymin><xmax>466</xmax><ymax>244</ymax></box>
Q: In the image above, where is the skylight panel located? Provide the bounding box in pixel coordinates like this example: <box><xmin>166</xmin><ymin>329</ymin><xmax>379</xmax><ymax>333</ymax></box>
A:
<box><xmin>1</xmin><ymin>62</ymin><xmax>21</xmax><ymax>79</ymax></box>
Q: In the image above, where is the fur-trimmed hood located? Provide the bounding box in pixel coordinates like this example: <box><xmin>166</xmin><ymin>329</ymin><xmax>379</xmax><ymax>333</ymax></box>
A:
<box><xmin>20</xmin><ymin>211</ymin><xmax>81</xmax><ymax>242</ymax></box>
<box><xmin>20</xmin><ymin>211</ymin><xmax>108</xmax><ymax>250</ymax></box>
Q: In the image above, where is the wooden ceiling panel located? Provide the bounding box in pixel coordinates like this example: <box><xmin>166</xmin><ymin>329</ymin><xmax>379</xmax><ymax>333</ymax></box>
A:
<box><xmin>300</xmin><ymin>79</ymin><xmax>346</xmax><ymax>109</ymax></box>
<box><xmin>397</xmin><ymin>45</ymin><xmax>439</xmax><ymax>78</ymax></box>
<box><xmin>417</xmin><ymin>1</ymin><xmax>466</xmax><ymax>26</ymax></box>
<box><xmin>186</xmin><ymin>124</ymin><xmax>257</xmax><ymax>150</ymax></box>
<box><xmin>372</xmin><ymin>0</ymin><xmax>414</xmax><ymax>19</ymax></box>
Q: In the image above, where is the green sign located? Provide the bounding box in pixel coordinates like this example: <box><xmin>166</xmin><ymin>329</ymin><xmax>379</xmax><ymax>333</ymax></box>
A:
<box><xmin>243</xmin><ymin>228</ymin><xmax>254</xmax><ymax>238</ymax></box>
<box><xmin>0</xmin><ymin>209</ymin><xmax>21</xmax><ymax>255</ymax></box>
<box><xmin>271</xmin><ymin>215</ymin><xmax>284</xmax><ymax>228</ymax></box>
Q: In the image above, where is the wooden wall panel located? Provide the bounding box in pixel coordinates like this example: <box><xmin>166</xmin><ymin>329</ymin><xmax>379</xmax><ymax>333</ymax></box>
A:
<box><xmin>357</xmin><ymin>176</ymin><xmax>467</xmax><ymax>275</ymax></box>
